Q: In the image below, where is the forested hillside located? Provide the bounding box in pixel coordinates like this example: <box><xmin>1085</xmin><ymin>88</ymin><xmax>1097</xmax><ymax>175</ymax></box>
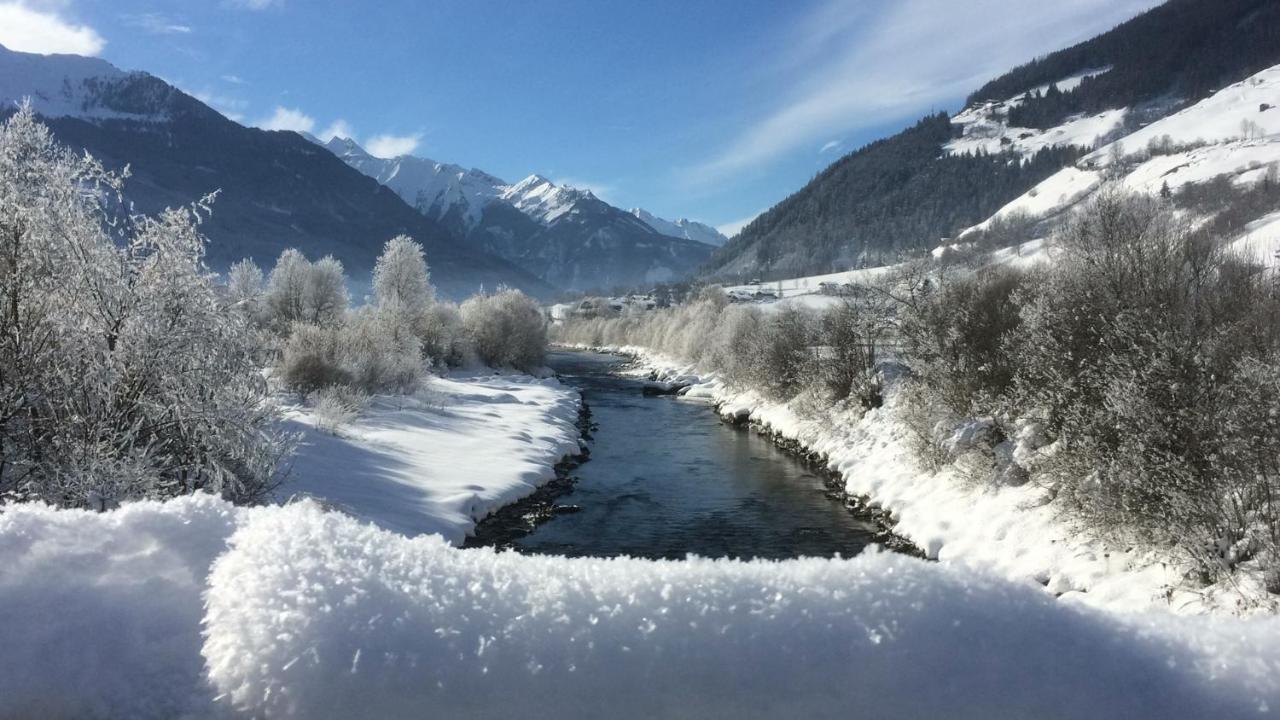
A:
<box><xmin>705</xmin><ymin>115</ymin><xmax>1078</xmax><ymax>280</ymax></box>
<box><xmin>704</xmin><ymin>0</ymin><xmax>1280</xmax><ymax>282</ymax></box>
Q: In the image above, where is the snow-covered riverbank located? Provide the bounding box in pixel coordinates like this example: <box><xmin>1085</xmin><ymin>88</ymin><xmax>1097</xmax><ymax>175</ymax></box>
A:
<box><xmin>584</xmin><ymin>344</ymin><xmax>1275</xmax><ymax>616</ymax></box>
<box><xmin>280</xmin><ymin>371</ymin><xmax>583</xmax><ymax>545</ymax></box>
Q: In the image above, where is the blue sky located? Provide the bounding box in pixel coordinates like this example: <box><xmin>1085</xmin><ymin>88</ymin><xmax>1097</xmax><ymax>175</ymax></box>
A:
<box><xmin>1</xmin><ymin>0</ymin><xmax>1160</xmax><ymax>234</ymax></box>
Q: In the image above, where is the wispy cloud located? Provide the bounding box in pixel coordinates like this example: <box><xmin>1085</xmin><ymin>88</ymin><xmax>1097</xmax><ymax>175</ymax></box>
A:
<box><xmin>0</xmin><ymin>2</ymin><xmax>104</xmax><ymax>55</ymax></box>
<box><xmin>257</xmin><ymin>106</ymin><xmax>315</xmax><ymax>133</ymax></box>
<box><xmin>221</xmin><ymin>74</ymin><xmax>246</xmax><ymax>85</ymax></box>
<box><xmin>124</xmin><ymin>12</ymin><xmax>192</xmax><ymax>35</ymax></box>
<box><xmin>819</xmin><ymin>139</ymin><xmax>843</xmax><ymax>154</ymax></box>
<box><xmin>365</xmin><ymin>133</ymin><xmax>421</xmax><ymax>158</ymax></box>
<box><xmin>318</xmin><ymin>119</ymin><xmax>355</xmax><ymax>142</ymax></box>
<box><xmin>226</xmin><ymin>0</ymin><xmax>282</xmax><ymax>10</ymax></box>
<box><xmin>717</xmin><ymin>210</ymin><xmax>762</xmax><ymax>239</ymax></box>
<box><xmin>686</xmin><ymin>0</ymin><xmax>1161</xmax><ymax>186</ymax></box>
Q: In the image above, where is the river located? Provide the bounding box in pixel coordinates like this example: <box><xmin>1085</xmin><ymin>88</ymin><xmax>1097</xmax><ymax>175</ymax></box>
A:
<box><xmin>470</xmin><ymin>349</ymin><xmax>896</xmax><ymax>560</ymax></box>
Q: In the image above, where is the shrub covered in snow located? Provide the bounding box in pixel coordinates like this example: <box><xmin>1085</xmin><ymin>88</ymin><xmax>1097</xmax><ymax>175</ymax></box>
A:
<box><xmin>0</xmin><ymin>107</ymin><xmax>290</xmax><ymax>508</ymax></box>
<box><xmin>308</xmin><ymin>386</ymin><xmax>369</xmax><ymax>435</ymax></box>
<box><xmin>461</xmin><ymin>288</ymin><xmax>548</xmax><ymax>372</ymax></box>
<box><xmin>1005</xmin><ymin>188</ymin><xmax>1280</xmax><ymax>581</ymax></box>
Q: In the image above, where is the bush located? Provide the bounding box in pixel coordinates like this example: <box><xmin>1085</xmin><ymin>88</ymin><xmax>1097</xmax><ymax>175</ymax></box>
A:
<box><xmin>308</xmin><ymin>386</ymin><xmax>369</xmax><ymax>435</ymax></box>
<box><xmin>898</xmin><ymin>265</ymin><xmax>1024</xmax><ymax>415</ymax></box>
<box><xmin>280</xmin><ymin>323</ymin><xmax>351</xmax><ymax>393</ymax></box>
<box><xmin>816</xmin><ymin>299</ymin><xmax>886</xmax><ymax>409</ymax></box>
<box><xmin>1004</xmin><ymin>188</ymin><xmax>1280</xmax><ymax>579</ymax></box>
<box><xmin>279</xmin><ymin>314</ymin><xmax>423</xmax><ymax>395</ymax></box>
<box><xmin>461</xmin><ymin>289</ymin><xmax>547</xmax><ymax>372</ymax></box>
<box><xmin>0</xmin><ymin>107</ymin><xmax>290</xmax><ymax>507</ymax></box>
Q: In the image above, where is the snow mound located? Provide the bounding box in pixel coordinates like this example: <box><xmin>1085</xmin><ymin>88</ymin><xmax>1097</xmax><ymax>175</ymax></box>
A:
<box><xmin>201</xmin><ymin>502</ymin><xmax>1280</xmax><ymax>719</ymax></box>
<box><xmin>0</xmin><ymin>495</ymin><xmax>241</xmax><ymax>719</ymax></box>
<box><xmin>4</xmin><ymin>497</ymin><xmax>1280</xmax><ymax>719</ymax></box>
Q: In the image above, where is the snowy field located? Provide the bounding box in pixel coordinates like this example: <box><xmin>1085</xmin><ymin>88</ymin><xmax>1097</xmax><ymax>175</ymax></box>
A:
<box><xmin>3</xmin><ymin>495</ymin><xmax>1280</xmax><ymax>719</ymax></box>
<box><xmin>280</xmin><ymin>371</ymin><xmax>582</xmax><ymax>544</ymax></box>
<box><xmin>598</xmin><ymin>346</ymin><xmax>1275</xmax><ymax>617</ymax></box>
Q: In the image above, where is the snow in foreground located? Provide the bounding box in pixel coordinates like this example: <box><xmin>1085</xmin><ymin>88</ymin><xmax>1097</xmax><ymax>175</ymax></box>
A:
<box><xmin>3</xmin><ymin>496</ymin><xmax>1279</xmax><ymax>720</ymax></box>
<box><xmin>280</xmin><ymin>371</ymin><xmax>581</xmax><ymax>545</ymax></box>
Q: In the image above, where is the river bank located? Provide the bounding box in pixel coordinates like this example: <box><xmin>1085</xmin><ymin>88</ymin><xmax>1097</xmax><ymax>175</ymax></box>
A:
<box><xmin>278</xmin><ymin>369</ymin><xmax>583</xmax><ymax>545</ymax></box>
<box><xmin>568</xmin><ymin>343</ymin><xmax>1275</xmax><ymax>615</ymax></box>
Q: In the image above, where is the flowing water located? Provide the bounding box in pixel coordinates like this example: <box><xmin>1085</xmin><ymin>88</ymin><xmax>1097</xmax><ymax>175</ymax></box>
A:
<box><xmin>505</xmin><ymin>350</ymin><xmax>890</xmax><ymax>560</ymax></box>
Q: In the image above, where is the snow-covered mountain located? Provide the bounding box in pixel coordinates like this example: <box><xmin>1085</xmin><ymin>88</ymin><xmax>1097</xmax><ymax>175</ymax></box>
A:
<box><xmin>0</xmin><ymin>44</ymin><xmax>554</xmax><ymax>300</ymax></box>
<box><xmin>0</xmin><ymin>44</ymin><xmax>165</xmax><ymax>122</ymax></box>
<box><xmin>499</xmin><ymin>174</ymin><xmax>588</xmax><ymax>225</ymax></box>
<box><xmin>629</xmin><ymin>208</ymin><xmax>728</xmax><ymax>247</ymax></box>
<box><xmin>323</xmin><ymin>142</ymin><xmax>715</xmax><ymax>292</ymax></box>
<box><xmin>323</xmin><ymin>137</ymin><xmax>506</xmax><ymax>234</ymax></box>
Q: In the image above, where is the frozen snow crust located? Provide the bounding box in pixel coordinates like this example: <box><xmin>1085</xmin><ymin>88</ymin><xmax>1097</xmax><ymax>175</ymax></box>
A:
<box><xmin>4</xmin><ymin>495</ymin><xmax>1280</xmax><ymax>719</ymax></box>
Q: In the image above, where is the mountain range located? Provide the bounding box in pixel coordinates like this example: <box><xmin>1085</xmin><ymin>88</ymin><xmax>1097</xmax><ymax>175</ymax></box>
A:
<box><xmin>0</xmin><ymin>43</ymin><xmax>724</xmax><ymax>299</ymax></box>
<box><xmin>320</xmin><ymin>137</ymin><xmax>723</xmax><ymax>292</ymax></box>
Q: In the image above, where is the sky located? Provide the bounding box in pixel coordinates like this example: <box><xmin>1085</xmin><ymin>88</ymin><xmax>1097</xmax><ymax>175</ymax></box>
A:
<box><xmin>0</xmin><ymin>0</ymin><xmax>1161</xmax><ymax>236</ymax></box>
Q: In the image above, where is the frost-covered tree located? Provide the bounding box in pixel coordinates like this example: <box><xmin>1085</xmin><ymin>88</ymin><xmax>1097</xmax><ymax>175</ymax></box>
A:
<box><xmin>0</xmin><ymin>106</ymin><xmax>291</xmax><ymax>508</ymax></box>
<box><xmin>461</xmin><ymin>288</ymin><xmax>547</xmax><ymax>372</ymax></box>
<box><xmin>265</xmin><ymin>248</ymin><xmax>310</xmax><ymax>328</ymax></box>
<box><xmin>373</xmin><ymin>235</ymin><xmax>434</xmax><ymax>313</ymax></box>
<box><xmin>227</xmin><ymin>258</ymin><xmax>265</xmax><ymax>321</ymax></box>
<box><xmin>303</xmin><ymin>255</ymin><xmax>348</xmax><ymax>325</ymax></box>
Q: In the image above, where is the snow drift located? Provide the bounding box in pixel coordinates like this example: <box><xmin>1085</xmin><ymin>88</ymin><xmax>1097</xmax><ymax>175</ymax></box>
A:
<box><xmin>3</xmin><ymin>497</ymin><xmax>1280</xmax><ymax>719</ymax></box>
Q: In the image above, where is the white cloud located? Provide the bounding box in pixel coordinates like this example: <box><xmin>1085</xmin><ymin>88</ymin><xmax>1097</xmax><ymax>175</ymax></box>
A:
<box><xmin>318</xmin><ymin>119</ymin><xmax>355</xmax><ymax>142</ymax></box>
<box><xmin>221</xmin><ymin>74</ymin><xmax>245</xmax><ymax>85</ymax></box>
<box><xmin>717</xmin><ymin>210</ymin><xmax>762</xmax><ymax>239</ymax></box>
<box><xmin>687</xmin><ymin>0</ymin><xmax>1162</xmax><ymax>185</ymax></box>
<box><xmin>365</xmin><ymin>133</ymin><xmax>421</xmax><ymax>158</ymax></box>
<box><xmin>0</xmin><ymin>3</ymin><xmax>105</xmax><ymax>55</ymax></box>
<box><xmin>124</xmin><ymin>13</ymin><xmax>192</xmax><ymax>35</ymax></box>
<box><xmin>227</xmin><ymin>0</ymin><xmax>282</xmax><ymax>9</ymax></box>
<box><xmin>257</xmin><ymin>106</ymin><xmax>315</xmax><ymax>133</ymax></box>
<box><xmin>819</xmin><ymin>139</ymin><xmax>842</xmax><ymax>154</ymax></box>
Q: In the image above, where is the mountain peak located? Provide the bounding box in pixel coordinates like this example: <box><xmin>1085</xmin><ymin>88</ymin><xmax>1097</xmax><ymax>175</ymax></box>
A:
<box><xmin>629</xmin><ymin>207</ymin><xmax>729</xmax><ymax>247</ymax></box>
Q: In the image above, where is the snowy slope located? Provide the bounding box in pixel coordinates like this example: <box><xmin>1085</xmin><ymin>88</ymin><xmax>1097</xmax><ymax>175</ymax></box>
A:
<box><xmin>324</xmin><ymin>137</ymin><xmax>506</xmax><ymax>230</ymax></box>
<box><xmin>630</xmin><ymin>207</ymin><xmax>728</xmax><ymax>246</ymax></box>
<box><xmin>946</xmin><ymin>67</ymin><xmax>1122</xmax><ymax>158</ymax></box>
<box><xmin>5</xmin><ymin>495</ymin><xmax>1280</xmax><ymax>719</ymax></box>
<box><xmin>0</xmin><ymin>43</ymin><xmax>163</xmax><ymax>122</ymax></box>
<box><xmin>499</xmin><ymin>173</ymin><xmax>589</xmax><ymax>225</ymax></box>
<box><xmin>963</xmin><ymin>63</ymin><xmax>1280</xmax><ymax>236</ymax></box>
